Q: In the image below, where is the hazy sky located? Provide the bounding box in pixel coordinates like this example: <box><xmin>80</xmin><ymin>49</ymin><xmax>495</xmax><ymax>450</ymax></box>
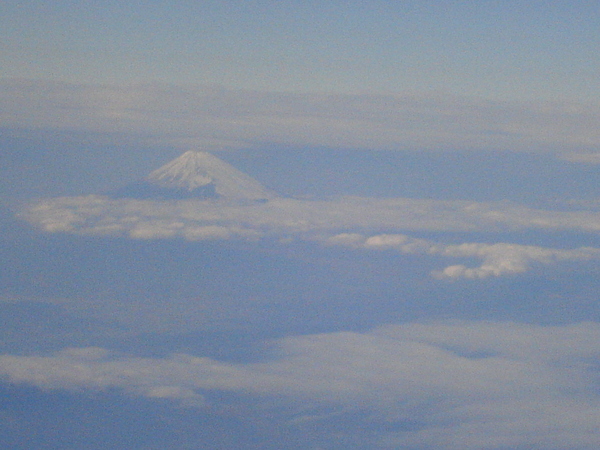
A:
<box><xmin>3</xmin><ymin>1</ymin><xmax>600</xmax><ymax>100</ymax></box>
<box><xmin>2</xmin><ymin>2</ymin><xmax>600</xmax><ymax>449</ymax></box>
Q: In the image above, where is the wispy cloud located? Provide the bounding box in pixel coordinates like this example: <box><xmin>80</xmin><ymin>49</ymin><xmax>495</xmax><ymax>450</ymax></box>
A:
<box><xmin>20</xmin><ymin>195</ymin><xmax>600</xmax><ymax>278</ymax></box>
<box><xmin>2</xmin><ymin>321</ymin><xmax>600</xmax><ymax>449</ymax></box>
<box><xmin>3</xmin><ymin>79</ymin><xmax>600</xmax><ymax>156</ymax></box>
<box><xmin>326</xmin><ymin>233</ymin><xmax>600</xmax><ymax>279</ymax></box>
<box><xmin>22</xmin><ymin>195</ymin><xmax>600</xmax><ymax>237</ymax></box>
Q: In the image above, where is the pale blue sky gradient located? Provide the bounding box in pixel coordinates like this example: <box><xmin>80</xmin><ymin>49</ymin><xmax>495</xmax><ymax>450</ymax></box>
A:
<box><xmin>2</xmin><ymin>1</ymin><xmax>599</xmax><ymax>100</ymax></box>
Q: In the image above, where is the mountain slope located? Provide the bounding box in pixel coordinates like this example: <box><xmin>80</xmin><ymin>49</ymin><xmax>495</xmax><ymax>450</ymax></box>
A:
<box><xmin>112</xmin><ymin>151</ymin><xmax>276</xmax><ymax>201</ymax></box>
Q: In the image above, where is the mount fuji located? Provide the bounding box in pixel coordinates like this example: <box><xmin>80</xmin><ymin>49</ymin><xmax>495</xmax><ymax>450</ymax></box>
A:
<box><xmin>112</xmin><ymin>151</ymin><xmax>276</xmax><ymax>202</ymax></box>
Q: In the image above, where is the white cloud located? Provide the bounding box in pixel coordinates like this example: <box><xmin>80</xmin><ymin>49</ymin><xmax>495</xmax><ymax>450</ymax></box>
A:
<box><xmin>2</xmin><ymin>321</ymin><xmax>600</xmax><ymax>449</ymax></box>
<box><xmin>326</xmin><ymin>233</ymin><xmax>600</xmax><ymax>279</ymax></box>
<box><xmin>2</xmin><ymin>79</ymin><xmax>600</xmax><ymax>155</ymax></box>
<box><xmin>20</xmin><ymin>196</ymin><xmax>600</xmax><ymax>278</ymax></box>
<box><xmin>438</xmin><ymin>241</ymin><xmax>597</xmax><ymax>279</ymax></box>
<box><xmin>21</xmin><ymin>195</ymin><xmax>600</xmax><ymax>239</ymax></box>
<box><xmin>432</xmin><ymin>242</ymin><xmax>600</xmax><ymax>279</ymax></box>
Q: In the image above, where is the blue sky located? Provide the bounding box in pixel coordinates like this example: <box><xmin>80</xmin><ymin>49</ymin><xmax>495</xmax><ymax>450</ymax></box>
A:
<box><xmin>2</xmin><ymin>2</ymin><xmax>600</xmax><ymax>449</ymax></box>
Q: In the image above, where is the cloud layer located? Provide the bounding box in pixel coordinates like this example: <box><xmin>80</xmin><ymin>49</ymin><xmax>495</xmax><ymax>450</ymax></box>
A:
<box><xmin>21</xmin><ymin>195</ymin><xmax>600</xmax><ymax>279</ymax></box>
<box><xmin>327</xmin><ymin>233</ymin><xmax>600</xmax><ymax>279</ymax></box>
<box><xmin>3</xmin><ymin>79</ymin><xmax>600</xmax><ymax>158</ymax></box>
<box><xmin>23</xmin><ymin>194</ymin><xmax>600</xmax><ymax>237</ymax></box>
<box><xmin>2</xmin><ymin>321</ymin><xmax>600</xmax><ymax>449</ymax></box>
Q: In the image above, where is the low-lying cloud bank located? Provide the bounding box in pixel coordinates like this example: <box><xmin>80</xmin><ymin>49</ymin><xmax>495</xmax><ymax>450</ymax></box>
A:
<box><xmin>2</xmin><ymin>321</ymin><xmax>600</xmax><ymax>449</ymax></box>
<box><xmin>21</xmin><ymin>195</ymin><xmax>600</xmax><ymax>279</ymax></box>
<box><xmin>2</xmin><ymin>79</ymin><xmax>600</xmax><ymax>159</ymax></box>
<box><xmin>23</xmin><ymin>195</ymin><xmax>600</xmax><ymax>237</ymax></box>
<box><xmin>326</xmin><ymin>233</ymin><xmax>600</xmax><ymax>279</ymax></box>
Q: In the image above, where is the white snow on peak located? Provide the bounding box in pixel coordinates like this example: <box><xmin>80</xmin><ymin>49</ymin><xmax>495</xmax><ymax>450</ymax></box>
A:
<box><xmin>147</xmin><ymin>151</ymin><xmax>275</xmax><ymax>200</ymax></box>
<box><xmin>147</xmin><ymin>151</ymin><xmax>215</xmax><ymax>189</ymax></box>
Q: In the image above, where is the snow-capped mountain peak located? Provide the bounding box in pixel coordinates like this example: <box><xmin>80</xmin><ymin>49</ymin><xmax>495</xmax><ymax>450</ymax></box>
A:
<box><xmin>111</xmin><ymin>151</ymin><xmax>275</xmax><ymax>201</ymax></box>
<box><xmin>128</xmin><ymin>150</ymin><xmax>275</xmax><ymax>201</ymax></box>
<box><xmin>147</xmin><ymin>151</ymin><xmax>217</xmax><ymax>190</ymax></box>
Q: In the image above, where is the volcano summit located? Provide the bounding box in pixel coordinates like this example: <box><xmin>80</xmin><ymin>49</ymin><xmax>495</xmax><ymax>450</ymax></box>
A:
<box><xmin>113</xmin><ymin>151</ymin><xmax>275</xmax><ymax>202</ymax></box>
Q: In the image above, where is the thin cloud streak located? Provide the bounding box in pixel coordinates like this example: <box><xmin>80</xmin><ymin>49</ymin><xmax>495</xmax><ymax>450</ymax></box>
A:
<box><xmin>2</xmin><ymin>79</ymin><xmax>600</xmax><ymax>157</ymax></box>
<box><xmin>22</xmin><ymin>195</ymin><xmax>600</xmax><ymax>236</ymax></box>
